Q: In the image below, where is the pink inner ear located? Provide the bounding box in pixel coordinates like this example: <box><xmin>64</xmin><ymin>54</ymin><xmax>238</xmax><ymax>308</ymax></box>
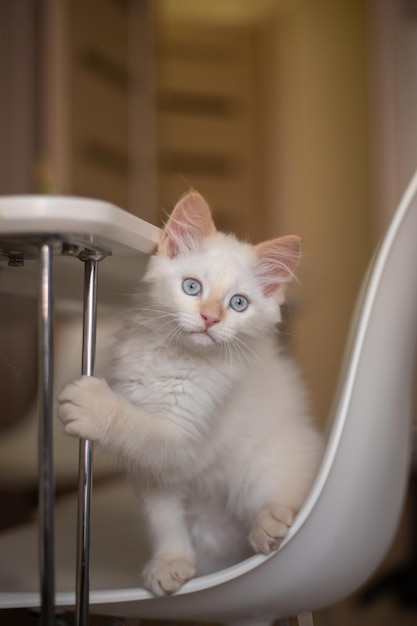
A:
<box><xmin>254</xmin><ymin>235</ymin><xmax>302</xmax><ymax>297</ymax></box>
<box><xmin>159</xmin><ymin>190</ymin><xmax>216</xmax><ymax>258</ymax></box>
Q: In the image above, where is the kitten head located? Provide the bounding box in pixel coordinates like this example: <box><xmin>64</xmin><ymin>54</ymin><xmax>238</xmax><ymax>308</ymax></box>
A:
<box><xmin>143</xmin><ymin>191</ymin><xmax>301</xmax><ymax>352</ymax></box>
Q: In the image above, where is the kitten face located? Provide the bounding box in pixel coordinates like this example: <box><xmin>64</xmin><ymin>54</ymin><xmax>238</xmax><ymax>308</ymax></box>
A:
<box><xmin>144</xmin><ymin>234</ymin><xmax>282</xmax><ymax>351</ymax></box>
<box><xmin>142</xmin><ymin>190</ymin><xmax>301</xmax><ymax>354</ymax></box>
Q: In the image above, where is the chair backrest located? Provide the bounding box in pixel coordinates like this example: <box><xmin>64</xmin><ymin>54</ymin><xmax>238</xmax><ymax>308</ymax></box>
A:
<box><xmin>276</xmin><ymin>166</ymin><xmax>417</xmax><ymax>612</ymax></box>
<box><xmin>85</xmin><ymin>170</ymin><xmax>417</xmax><ymax>622</ymax></box>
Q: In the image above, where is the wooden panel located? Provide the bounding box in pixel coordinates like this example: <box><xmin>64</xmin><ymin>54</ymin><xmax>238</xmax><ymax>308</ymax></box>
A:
<box><xmin>155</xmin><ymin>22</ymin><xmax>263</xmax><ymax>240</ymax></box>
<box><xmin>73</xmin><ymin>72</ymin><xmax>128</xmax><ymax>150</ymax></box>
<box><xmin>73</xmin><ymin>159</ymin><xmax>128</xmax><ymax>209</ymax></box>
<box><xmin>71</xmin><ymin>0</ymin><xmax>129</xmax><ymax>68</ymax></box>
<box><xmin>157</xmin><ymin>114</ymin><xmax>247</xmax><ymax>154</ymax></box>
<box><xmin>58</xmin><ymin>0</ymin><xmax>158</xmax><ymax>219</ymax></box>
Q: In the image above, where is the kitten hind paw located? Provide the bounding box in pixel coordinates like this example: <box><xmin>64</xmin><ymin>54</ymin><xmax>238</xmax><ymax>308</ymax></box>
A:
<box><xmin>143</xmin><ymin>556</ymin><xmax>196</xmax><ymax>596</ymax></box>
<box><xmin>249</xmin><ymin>505</ymin><xmax>295</xmax><ymax>555</ymax></box>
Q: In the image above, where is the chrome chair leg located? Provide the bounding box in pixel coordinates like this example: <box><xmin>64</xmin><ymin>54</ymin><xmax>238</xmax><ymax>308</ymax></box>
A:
<box><xmin>75</xmin><ymin>257</ymin><xmax>100</xmax><ymax>626</ymax></box>
<box><xmin>38</xmin><ymin>242</ymin><xmax>56</xmax><ymax>626</ymax></box>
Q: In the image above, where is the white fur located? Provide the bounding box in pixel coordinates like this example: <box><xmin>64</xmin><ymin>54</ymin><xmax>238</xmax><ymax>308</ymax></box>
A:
<box><xmin>58</xmin><ymin>219</ymin><xmax>323</xmax><ymax>598</ymax></box>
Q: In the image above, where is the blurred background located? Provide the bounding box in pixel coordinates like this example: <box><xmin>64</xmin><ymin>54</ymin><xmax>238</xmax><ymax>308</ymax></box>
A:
<box><xmin>4</xmin><ymin>0</ymin><xmax>417</xmax><ymax>427</ymax></box>
<box><xmin>1</xmin><ymin>0</ymin><xmax>417</xmax><ymax>624</ymax></box>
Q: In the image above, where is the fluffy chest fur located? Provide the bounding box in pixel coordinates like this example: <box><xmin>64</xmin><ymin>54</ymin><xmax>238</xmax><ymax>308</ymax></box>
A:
<box><xmin>109</xmin><ymin>325</ymin><xmax>316</xmax><ymax>501</ymax></box>
<box><xmin>109</xmin><ymin>326</ymin><xmax>247</xmax><ymax>481</ymax></box>
<box><xmin>111</xmin><ymin>328</ymin><xmax>241</xmax><ymax>422</ymax></box>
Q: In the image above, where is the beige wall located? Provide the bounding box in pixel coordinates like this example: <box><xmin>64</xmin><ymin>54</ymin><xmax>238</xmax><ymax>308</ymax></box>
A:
<box><xmin>157</xmin><ymin>0</ymin><xmax>373</xmax><ymax>426</ymax></box>
<box><xmin>262</xmin><ymin>0</ymin><xmax>373</xmax><ymax>425</ymax></box>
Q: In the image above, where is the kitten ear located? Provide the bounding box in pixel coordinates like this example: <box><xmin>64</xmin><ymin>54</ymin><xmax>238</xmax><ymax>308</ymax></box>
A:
<box><xmin>254</xmin><ymin>235</ymin><xmax>302</xmax><ymax>297</ymax></box>
<box><xmin>158</xmin><ymin>190</ymin><xmax>216</xmax><ymax>258</ymax></box>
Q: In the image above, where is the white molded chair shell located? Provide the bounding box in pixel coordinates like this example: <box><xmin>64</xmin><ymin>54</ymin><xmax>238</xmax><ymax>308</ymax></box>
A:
<box><xmin>1</xmin><ymin>170</ymin><xmax>417</xmax><ymax>622</ymax></box>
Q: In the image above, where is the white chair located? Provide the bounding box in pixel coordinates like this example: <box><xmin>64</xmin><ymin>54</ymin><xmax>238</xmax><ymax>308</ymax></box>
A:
<box><xmin>1</xmin><ymin>169</ymin><xmax>417</xmax><ymax>625</ymax></box>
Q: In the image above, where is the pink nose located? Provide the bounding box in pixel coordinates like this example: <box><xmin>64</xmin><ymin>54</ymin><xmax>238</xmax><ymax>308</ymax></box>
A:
<box><xmin>201</xmin><ymin>313</ymin><xmax>220</xmax><ymax>329</ymax></box>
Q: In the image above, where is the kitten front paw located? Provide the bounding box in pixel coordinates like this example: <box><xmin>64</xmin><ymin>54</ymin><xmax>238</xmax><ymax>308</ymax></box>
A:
<box><xmin>143</xmin><ymin>556</ymin><xmax>196</xmax><ymax>596</ymax></box>
<box><xmin>249</xmin><ymin>505</ymin><xmax>295</xmax><ymax>555</ymax></box>
<box><xmin>58</xmin><ymin>376</ymin><xmax>116</xmax><ymax>443</ymax></box>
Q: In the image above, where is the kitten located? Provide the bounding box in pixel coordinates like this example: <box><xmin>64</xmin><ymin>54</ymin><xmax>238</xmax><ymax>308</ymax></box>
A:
<box><xmin>58</xmin><ymin>190</ymin><xmax>323</xmax><ymax>597</ymax></box>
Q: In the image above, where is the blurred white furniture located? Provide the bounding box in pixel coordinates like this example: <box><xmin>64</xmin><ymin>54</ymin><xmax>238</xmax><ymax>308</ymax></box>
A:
<box><xmin>1</xmin><ymin>170</ymin><xmax>417</xmax><ymax>625</ymax></box>
<box><xmin>0</xmin><ymin>196</ymin><xmax>159</xmax><ymax>626</ymax></box>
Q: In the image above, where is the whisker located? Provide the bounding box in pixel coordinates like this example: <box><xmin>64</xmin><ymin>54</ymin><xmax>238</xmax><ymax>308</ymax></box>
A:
<box><xmin>224</xmin><ymin>335</ymin><xmax>259</xmax><ymax>372</ymax></box>
<box><xmin>165</xmin><ymin>324</ymin><xmax>185</xmax><ymax>351</ymax></box>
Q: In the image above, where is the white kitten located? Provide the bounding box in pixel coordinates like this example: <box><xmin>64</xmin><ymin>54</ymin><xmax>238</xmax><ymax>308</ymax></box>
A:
<box><xmin>58</xmin><ymin>191</ymin><xmax>323</xmax><ymax>597</ymax></box>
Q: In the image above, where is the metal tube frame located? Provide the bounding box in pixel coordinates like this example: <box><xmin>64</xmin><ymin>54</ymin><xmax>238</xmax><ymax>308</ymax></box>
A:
<box><xmin>38</xmin><ymin>242</ymin><xmax>56</xmax><ymax>626</ymax></box>
<box><xmin>75</xmin><ymin>254</ymin><xmax>104</xmax><ymax>626</ymax></box>
<box><xmin>0</xmin><ymin>234</ymin><xmax>110</xmax><ymax>626</ymax></box>
<box><xmin>37</xmin><ymin>241</ymin><xmax>108</xmax><ymax>626</ymax></box>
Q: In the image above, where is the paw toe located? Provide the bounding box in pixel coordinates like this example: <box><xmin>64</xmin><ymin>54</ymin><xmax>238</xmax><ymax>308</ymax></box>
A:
<box><xmin>143</xmin><ymin>557</ymin><xmax>195</xmax><ymax>596</ymax></box>
<box><xmin>249</xmin><ymin>506</ymin><xmax>295</xmax><ymax>555</ymax></box>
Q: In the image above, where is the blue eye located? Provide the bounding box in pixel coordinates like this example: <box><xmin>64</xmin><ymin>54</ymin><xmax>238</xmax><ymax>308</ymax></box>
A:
<box><xmin>229</xmin><ymin>294</ymin><xmax>249</xmax><ymax>312</ymax></box>
<box><xmin>182</xmin><ymin>278</ymin><xmax>202</xmax><ymax>296</ymax></box>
